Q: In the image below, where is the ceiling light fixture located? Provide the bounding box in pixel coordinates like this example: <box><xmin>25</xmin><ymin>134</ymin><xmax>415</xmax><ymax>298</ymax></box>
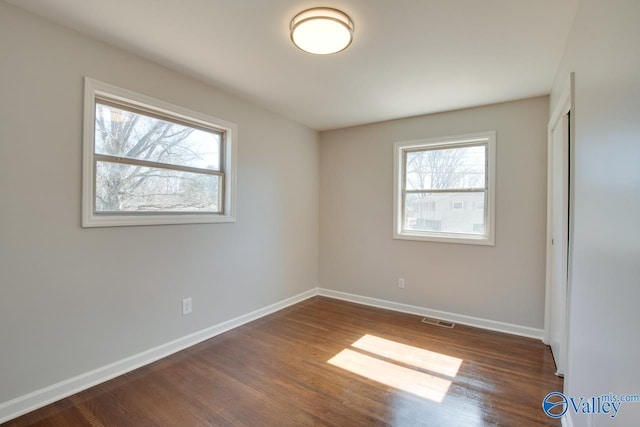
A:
<box><xmin>290</xmin><ymin>7</ymin><xmax>354</xmax><ymax>55</ymax></box>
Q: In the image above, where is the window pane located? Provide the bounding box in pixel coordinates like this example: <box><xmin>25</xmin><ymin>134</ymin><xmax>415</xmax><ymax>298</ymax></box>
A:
<box><xmin>406</xmin><ymin>145</ymin><xmax>485</xmax><ymax>190</ymax></box>
<box><xmin>96</xmin><ymin>161</ymin><xmax>220</xmax><ymax>213</ymax></box>
<box><xmin>404</xmin><ymin>192</ymin><xmax>485</xmax><ymax>234</ymax></box>
<box><xmin>95</xmin><ymin>102</ymin><xmax>221</xmax><ymax>171</ymax></box>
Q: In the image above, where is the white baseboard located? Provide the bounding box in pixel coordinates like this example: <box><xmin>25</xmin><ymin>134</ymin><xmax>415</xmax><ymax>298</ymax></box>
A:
<box><xmin>0</xmin><ymin>288</ymin><xmax>317</xmax><ymax>424</ymax></box>
<box><xmin>317</xmin><ymin>288</ymin><xmax>544</xmax><ymax>340</ymax></box>
<box><xmin>1</xmin><ymin>286</ymin><xmax>545</xmax><ymax>423</ymax></box>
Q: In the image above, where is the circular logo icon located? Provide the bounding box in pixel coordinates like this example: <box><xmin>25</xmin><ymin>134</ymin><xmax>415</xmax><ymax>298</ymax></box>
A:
<box><xmin>542</xmin><ymin>392</ymin><xmax>568</xmax><ymax>418</ymax></box>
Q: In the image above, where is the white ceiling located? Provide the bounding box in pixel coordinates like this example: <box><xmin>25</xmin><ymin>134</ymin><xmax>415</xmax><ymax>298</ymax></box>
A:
<box><xmin>7</xmin><ymin>0</ymin><xmax>578</xmax><ymax>131</ymax></box>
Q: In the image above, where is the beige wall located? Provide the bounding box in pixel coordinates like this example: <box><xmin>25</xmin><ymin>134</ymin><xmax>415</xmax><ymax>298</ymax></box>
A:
<box><xmin>0</xmin><ymin>3</ymin><xmax>318</xmax><ymax>403</ymax></box>
<box><xmin>551</xmin><ymin>1</ymin><xmax>640</xmax><ymax>425</ymax></box>
<box><xmin>319</xmin><ymin>97</ymin><xmax>548</xmax><ymax>329</ymax></box>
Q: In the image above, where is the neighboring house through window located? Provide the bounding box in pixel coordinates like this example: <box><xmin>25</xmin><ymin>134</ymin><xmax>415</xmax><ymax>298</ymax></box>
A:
<box><xmin>393</xmin><ymin>131</ymin><xmax>496</xmax><ymax>245</ymax></box>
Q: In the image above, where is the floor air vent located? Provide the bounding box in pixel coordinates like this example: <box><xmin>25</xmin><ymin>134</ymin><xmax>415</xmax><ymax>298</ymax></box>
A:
<box><xmin>421</xmin><ymin>317</ymin><xmax>455</xmax><ymax>328</ymax></box>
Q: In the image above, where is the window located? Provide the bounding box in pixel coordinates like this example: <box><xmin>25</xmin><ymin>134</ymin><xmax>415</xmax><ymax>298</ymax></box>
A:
<box><xmin>82</xmin><ymin>78</ymin><xmax>237</xmax><ymax>227</ymax></box>
<box><xmin>393</xmin><ymin>131</ymin><xmax>496</xmax><ymax>245</ymax></box>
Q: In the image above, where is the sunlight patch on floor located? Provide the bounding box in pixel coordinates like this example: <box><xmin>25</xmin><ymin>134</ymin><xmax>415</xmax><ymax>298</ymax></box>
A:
<box><xmin>351</xmin><ymin>334</ymin><xmax>462</xmax><ymax>377</ymax></box>
<box><xmin>327</xmin><ymin>335</ymin><xmax>463</xmax><ymax>402</ymax></box>
<box><xmin>328</xmin><ymin>349</ymin><xmax>452</xmax><ymax>402</ymax></box>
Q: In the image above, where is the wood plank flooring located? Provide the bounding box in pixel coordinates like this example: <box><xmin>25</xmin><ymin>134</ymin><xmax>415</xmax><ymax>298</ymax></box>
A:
<box><xmin>3</xmin><ymin>297</ymin><xmax>562</xmax><ymax>426</ymax></box>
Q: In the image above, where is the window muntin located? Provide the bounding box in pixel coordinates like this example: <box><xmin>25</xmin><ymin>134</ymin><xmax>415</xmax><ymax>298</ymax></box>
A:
<box><xmin>83</xmin><ymin>78</ymin><xmax>237</xmax><ymax>227</ymax></box>
<box><xmin>394</xmin><ymin>132</ymin><xmax>495</xmax><ymax>245</ymax></box>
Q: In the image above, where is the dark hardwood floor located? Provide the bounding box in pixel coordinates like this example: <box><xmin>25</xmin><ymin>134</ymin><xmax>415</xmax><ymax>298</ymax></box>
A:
<box><xmin>4</xmin><ymin>297</ymin><xmax>562</xmax><ymax>426</ymax></box>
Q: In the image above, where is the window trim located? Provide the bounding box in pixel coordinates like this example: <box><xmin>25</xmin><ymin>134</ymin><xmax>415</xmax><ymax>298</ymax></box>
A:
<box><xmin>82</xmin><ymin>77</ymin><xmax>237</xmax><ymax>227</ymax></box>
<box><xmin>393</xmin><ymin>131</ymin><xmax>496</xmax><ymax>246</ymax></box>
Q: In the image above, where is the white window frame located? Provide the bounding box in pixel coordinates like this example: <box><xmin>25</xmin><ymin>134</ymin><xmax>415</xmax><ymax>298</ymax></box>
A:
<box><xmin>82</xmin><ymin>77</ymin><xmax>237</xmax><ymax>227</ymax></box>
<box><xmin>393</xmin><ymin>131</ymin><xmax>496</xmax><ymax>246</ymax></box>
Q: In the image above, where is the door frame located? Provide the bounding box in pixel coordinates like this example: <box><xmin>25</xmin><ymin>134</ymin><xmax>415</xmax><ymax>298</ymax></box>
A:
<box><xmin>544</xmin><ymin>73</ymin><xmax>575</xmax><ymax>375</ymax></box>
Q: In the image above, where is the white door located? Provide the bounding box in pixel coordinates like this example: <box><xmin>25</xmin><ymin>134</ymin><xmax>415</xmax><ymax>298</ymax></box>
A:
<box><xmin>547</xmin><ymin>110</ymin><xmax>570</xmax><ymax>376</ymax></box>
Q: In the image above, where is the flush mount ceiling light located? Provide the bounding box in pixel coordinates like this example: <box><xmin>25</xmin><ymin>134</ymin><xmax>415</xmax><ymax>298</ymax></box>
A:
<box><xmin>290</xmin><ymin>7</ymin><xmax>354</xmax><ymax>55</ymax></box>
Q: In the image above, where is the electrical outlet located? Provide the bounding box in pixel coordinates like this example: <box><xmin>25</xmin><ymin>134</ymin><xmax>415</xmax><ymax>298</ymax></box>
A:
<box><xmin>398</xmin><ymin>278</ymin><xmax>405</xmax><ymax>289</ymax></box>
<box><xmin>182</xmin><ymin>297</ymin><xmax>193</xmax><ymax>316</ymax></box>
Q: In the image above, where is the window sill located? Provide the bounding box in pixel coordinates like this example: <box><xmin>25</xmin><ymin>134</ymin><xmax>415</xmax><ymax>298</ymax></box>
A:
<box><xmin>393</xmin><ymin>231</ymin><xmax>495</xmax><ymax>246</ymax></box>
<box><xmin>82</xmin><ymin>212</ymin><xmax>236</xmax><ymax>228</ymax></box>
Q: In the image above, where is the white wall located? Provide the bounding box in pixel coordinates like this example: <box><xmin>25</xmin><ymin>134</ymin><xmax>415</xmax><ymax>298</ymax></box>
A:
<box><xmin>550</xmin><ymin>1</ymin><xmax>640</xmax><ymax>426</ymax></box>
<box><xmin>0</xmin><ymin>2</ymin><xmax>318</xmax><ymax>405</ymax></box>
<box><xmin>319</xmin><ymin>97</ymin><xmax>548</xmax><ymax>329</ymax></box>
